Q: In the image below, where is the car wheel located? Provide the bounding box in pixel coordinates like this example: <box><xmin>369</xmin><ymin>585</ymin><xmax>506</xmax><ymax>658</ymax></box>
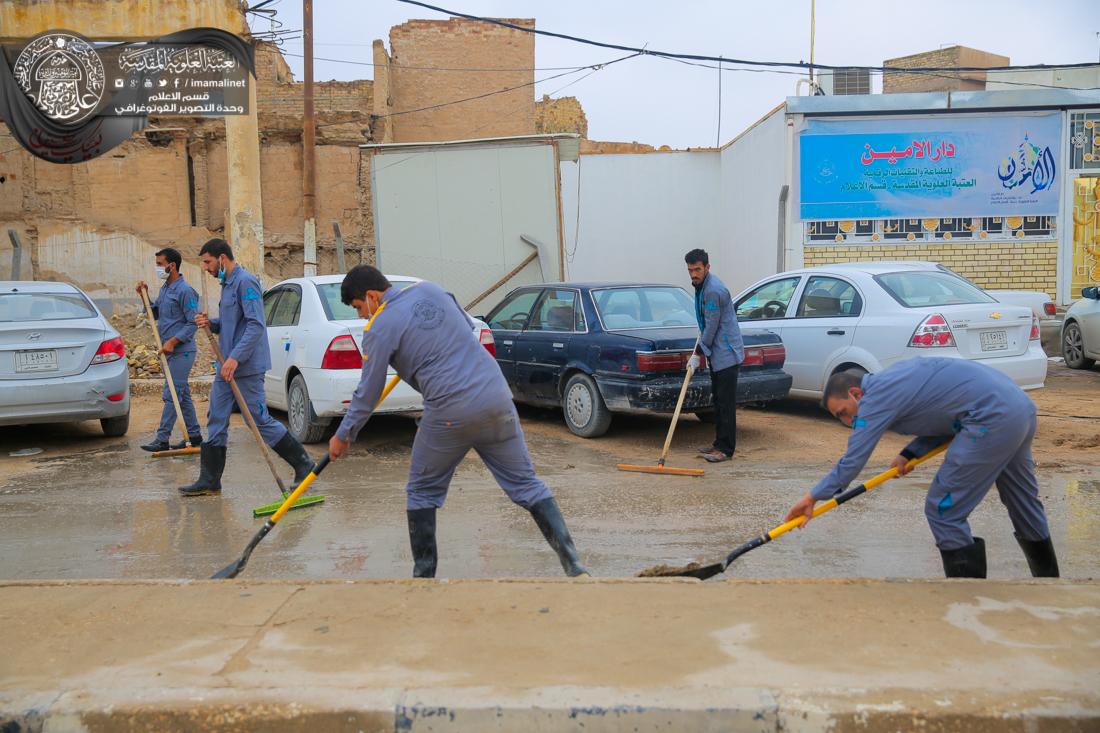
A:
<box><xmin>100</xmin><ymin>411</ymin><xmax>130</xmax><ymax>437</ymax></box>
<box><xmin>1062</xmin><ymin>322</ymin><xmax>1095</xmax><ymax>370</ymax></box>
<box><xmin>562</xmin><ymin>372</ymin><xmax>612</xmax><ymax>438</ymax></box>
<box><xmin>287</xmin><ymin>373</ymin><xmax>333</xmax><ymax>444</ymax></box>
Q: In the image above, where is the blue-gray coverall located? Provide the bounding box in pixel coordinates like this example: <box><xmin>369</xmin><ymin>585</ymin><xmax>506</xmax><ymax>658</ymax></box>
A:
<box><xmin>205</xmin><ymin>265</ymin><xmax>287</xmax><ymax>448</ymax></box>
<box><xmin>335</xmin><ymin>281</ymin><xmax>553</xmax><ymax>511</ymax></box>
<box><xmin>151</xmin><ymin>277</ymin><xmax>202</xmax><ymax>442</ymax></box>
<box><xmin>810</xmin><ymin>357</ymin><xmax>1051</xmax><ymax>551</ymax></box>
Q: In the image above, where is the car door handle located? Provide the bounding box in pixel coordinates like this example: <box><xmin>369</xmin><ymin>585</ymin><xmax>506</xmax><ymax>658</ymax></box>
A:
<box><xmin>502</xmin><ymin>340</ymin><xmax>513</xmax><ymax>346</ymax></box>
<box><xmin>552</xmin><ymin>342</ymin><xmax>564</xmax><ymax>349</ymax></box>
<box><xmin>827</xmin><ymin>329</ymin><xmax>845</xmax><ymax>336</ymax></box>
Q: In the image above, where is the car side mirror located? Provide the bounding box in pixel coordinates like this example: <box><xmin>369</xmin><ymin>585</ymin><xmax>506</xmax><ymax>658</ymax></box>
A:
<box><xmin>1083</xmin><ymin>286</ymin><xmax>1099</xmax><ymax>300</ymax></box>
<box><xmin>474</xmin><ymin>315</ymin><xmax>486</xmax><ymax>322</ymax></box>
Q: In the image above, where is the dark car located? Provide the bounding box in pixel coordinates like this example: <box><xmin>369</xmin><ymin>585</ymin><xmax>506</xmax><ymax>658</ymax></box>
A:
<box><xmin>480</xmin><ymin>283</ymin><xmax>793</xmax><ymax>437</ymax></box>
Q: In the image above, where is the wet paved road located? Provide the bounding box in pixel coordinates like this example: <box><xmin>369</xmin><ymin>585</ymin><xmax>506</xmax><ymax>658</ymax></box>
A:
<box><xmin>2</xmin><ymin>410</ymin><xmax>1098</xmax><ymax>582</ymax></box>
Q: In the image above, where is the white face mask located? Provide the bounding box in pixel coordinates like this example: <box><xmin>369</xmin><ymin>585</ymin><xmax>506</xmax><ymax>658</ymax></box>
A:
<box><xmin>155</xmin><ymin>266</ymin><xmax>169</xmax><ymax>281</ymax></box>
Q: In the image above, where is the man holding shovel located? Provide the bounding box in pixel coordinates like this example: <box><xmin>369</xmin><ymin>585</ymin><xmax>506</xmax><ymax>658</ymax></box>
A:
<box><xmin>179</xmin><ymin>238</ymin><xmax>313</xmax><ymax>496</ymax></box>
<box><xmin>135</xmin><ymin>247</ymin><xmax>203</xmax><ymax>452</ymax></box>
<box><xmin>326</xmin><ymin>265</ymin><xmax>588</xmax><ymax>579</ymax></box>
<box><xmin>784</xmin><ymin>358</ymin><xmax>1059</xmax><ymax>578</ymax></box>
<box><xmin>686</xmin><ymin>248</ymin><xmax>743</xmax><ymax>463</ymax></box>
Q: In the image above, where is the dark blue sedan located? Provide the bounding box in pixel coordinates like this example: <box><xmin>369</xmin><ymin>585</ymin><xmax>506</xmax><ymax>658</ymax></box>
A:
<box><xmin>480</xmin><ymin>283</ymin><xmax>793</xmax><ymax>437</ymax></box>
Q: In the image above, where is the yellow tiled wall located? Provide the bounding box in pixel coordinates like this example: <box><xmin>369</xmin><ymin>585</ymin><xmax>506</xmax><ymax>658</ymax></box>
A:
<box><xmin>803</xmin><ymin>241</ymin><xmax>1057</xmax><ymax>299</ymax></box>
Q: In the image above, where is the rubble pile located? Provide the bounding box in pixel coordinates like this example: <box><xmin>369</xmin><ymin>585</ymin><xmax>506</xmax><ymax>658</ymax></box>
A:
<box><xmin>109</xmin><ymin>312</ymin><xmax>217</xmax><ymax>380</ymax></box>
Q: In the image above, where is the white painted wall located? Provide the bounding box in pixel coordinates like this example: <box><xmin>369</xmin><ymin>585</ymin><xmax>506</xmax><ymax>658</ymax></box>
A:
<box><xmin>561</xmin><ymin>107</ymin><xmax>788</xmax><ymax>297</ymax></box>
<box><xmin>717</xmin><ymin>106</ymin><xmax>790</xmax><ymax>294</ymax></box>
<box><xmin>561</xmin><ymin>151</ymin><xmax>720</xmax><ymax>285</ymax></box>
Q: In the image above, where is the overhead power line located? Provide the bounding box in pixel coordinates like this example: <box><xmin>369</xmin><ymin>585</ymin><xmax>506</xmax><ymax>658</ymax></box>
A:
<box><xmin>394</xmin><ymin>0</ymin><xmax>1100</xmax><ymax>75</ymax></box>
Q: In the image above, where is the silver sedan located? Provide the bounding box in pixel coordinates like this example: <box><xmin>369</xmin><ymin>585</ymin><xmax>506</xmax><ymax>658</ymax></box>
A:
<box><xmin>1061</xmin><ymin>285</ymin><xmax>1100</xmax><ymax>370</ymax></box>
<box><xmin>0</xmin><ymin>281</ymin><xmax>130</xmax><ymax>436</ymax></box>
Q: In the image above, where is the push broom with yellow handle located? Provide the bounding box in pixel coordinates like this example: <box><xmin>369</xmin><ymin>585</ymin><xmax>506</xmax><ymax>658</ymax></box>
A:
<box><xmin>617</xmin><ymin>334</ymin><xmax>705</xmax><ymax>477</ymax></box>
<box><xmin>641</xmin><ymin>443</ymin><xmax>950</xmax><ymax>579</ymax></box>
<box><xmin>211</xmin><ymin>375</ymin><xmax>402</xmax><ymax>579</ymax></box>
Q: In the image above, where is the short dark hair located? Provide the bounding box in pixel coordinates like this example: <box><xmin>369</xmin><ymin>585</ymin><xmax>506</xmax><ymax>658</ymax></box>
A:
<box><xmin>822</xmin><ymin>369</ymin><xmax>866</xmax><ymax>408</ymax></box>
<box><xmin>341</xmin><ymin>265</ymin><xmax>392</xmax><ymax>306</ymax></box>
<box><xmin>199</xmin><ymin>238</ymin><xmax>234</xmax><ymax>261</ymax></box>
<box><xmin>684</xmin><ymin>248</ymin><xmax>709</xmax><ymax>266</ymax></box>
<box><xmin>155</xmin><ymin>247</ymin><xmax>182</xmax><ymax>270</ymax></box>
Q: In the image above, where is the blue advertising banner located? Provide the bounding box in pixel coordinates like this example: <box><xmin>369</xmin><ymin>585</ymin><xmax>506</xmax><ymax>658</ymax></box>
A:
<box><xmin>798</xmin><ymin>113</ymin><xmax>1060</xmax><ymax>220</ymax></box>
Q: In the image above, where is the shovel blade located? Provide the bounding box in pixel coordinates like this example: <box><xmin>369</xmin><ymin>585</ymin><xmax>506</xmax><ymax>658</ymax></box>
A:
<box><xmin>211</xmin><ymin>558</ymin><xmax>244</xmax><ymax>579</ymax></box>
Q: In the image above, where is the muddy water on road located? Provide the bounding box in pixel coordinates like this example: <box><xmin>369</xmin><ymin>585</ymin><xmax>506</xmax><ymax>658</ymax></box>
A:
<box><xmin>2</xmin><ymin>414</ymin><xmax>1098</xmax><ymax>582</ymax></box>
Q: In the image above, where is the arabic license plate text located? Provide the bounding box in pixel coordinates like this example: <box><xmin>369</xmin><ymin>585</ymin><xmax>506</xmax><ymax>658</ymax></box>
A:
<box><xmin>15</xmin><ymin>349</ymin><xmax>58</xmax><ymax>372</ymax></box>
<box><xmin>979</xmin><ymin>330</ymin><xmax>1008</xmax><ymax>352</ymax></box>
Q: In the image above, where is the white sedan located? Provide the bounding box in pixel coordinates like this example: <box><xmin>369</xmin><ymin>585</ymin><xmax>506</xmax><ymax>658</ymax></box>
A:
<box><xmin>262</xmin><ymin>274</ymin><xmax>496</xmax><ymax>442</ymax></box>
<box><xmin>733</xmin><ymin>262</ymin><xmax>1046</xmax><ymax>399</ymax></box>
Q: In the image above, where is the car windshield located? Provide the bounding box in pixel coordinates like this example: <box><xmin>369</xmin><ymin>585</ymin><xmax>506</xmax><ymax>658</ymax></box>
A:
<box><xmin>316</xmin><ymin>279</ymin><xmax>416</xmax><ymax>321</ymax></box>
<box><xmin>0</xmin><ymin>292</ymin><xmax>97</xmax><ymax>322</ymax></box>
<box><xmin>593</xmin><ymin>286</ymin><xmax>696</xmax><ymax>330</ymax></box>
<box><xmin>875</xmin><ymin>271</ymin><xmax>995</xmax><ymax>308</ymax></box>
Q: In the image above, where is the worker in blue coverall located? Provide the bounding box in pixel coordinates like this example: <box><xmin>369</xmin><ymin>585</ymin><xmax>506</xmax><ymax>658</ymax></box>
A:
<box><xmin>179</xmin><ymin>238</ymin><xmax>314</xmax><ymax>496</ymax></box>
<box><xmin>784</xmin><ymin>357</ymin><xmax>1059</xmax><ymax>578</ymax></box>
<box><xmin>326</xmin><ymin>265</ymin><xmax>588</xmax><ymax>578</ymax></box>
<box><xmin>686</xmin><ymin>248</ymin><xmax>744</xmax><ymax>463</ymax></box>
<box><xmin>136</xmin><ymin>247</ymin><xmax>204</xmax><ymax>452</ymax></box>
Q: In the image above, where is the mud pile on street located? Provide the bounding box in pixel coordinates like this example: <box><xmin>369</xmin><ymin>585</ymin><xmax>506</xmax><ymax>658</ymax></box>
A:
<box><xmin>110</xmin><ymin>312</ymin><xmax>217</xmax><ymax>380</ymax></box>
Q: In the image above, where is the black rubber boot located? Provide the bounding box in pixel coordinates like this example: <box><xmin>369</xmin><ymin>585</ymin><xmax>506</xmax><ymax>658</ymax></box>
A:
<box><xmin>178</xmin><ymin>444</ymin><xmax>226</xmax><ymax>496</ymax></box>
<box><xmin>407</xmin><ymin>508</ymin><xmax>438</xmax><ymax>578</ymax></box>
<box><xmin>140</xmin><ymin>438</ymin><xmax>170</xmax><ymax>452</ymax></box>
<box><xmin>272</xmin><ymin>432</ymin><xmax>314</xmax><ymax>484</ymax></box>
<box><xmin>170</xmin><ymin>434</ymin><xmax>204</xmax><ymax>450</ymax></box>
<box><xmin>528</xmin><ymin>497</ymin><xmax>589</xmax><ymax>577</ymax></box>
<box><xmin>1015</xmin><ymin>534</ymin><xmax>1060</xmax><ymax>578</ymax></box>
<box><xmin>940</xmin><ymin>536</ymin><xmax>987</xmax><ymax>578</ymax></box>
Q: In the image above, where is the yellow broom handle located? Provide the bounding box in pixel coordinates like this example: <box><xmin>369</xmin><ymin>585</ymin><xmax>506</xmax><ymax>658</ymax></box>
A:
<box><xmin>768</xmin><ymin>443</ymin><xmax>950</xmax><ymax>540</ymax></box>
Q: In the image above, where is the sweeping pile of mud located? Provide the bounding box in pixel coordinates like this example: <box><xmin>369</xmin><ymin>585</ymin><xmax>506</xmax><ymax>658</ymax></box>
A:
<box><xmin>637</xmin><ymin>562</ymin><xmax>703</xmax><ymax>578</ymax></box>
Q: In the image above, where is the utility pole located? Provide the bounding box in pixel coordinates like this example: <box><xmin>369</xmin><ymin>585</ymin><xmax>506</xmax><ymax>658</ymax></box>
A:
<box><xmin>302</xmin><ymin>0</ymin><xmax>317</xmax><ymax>277</ymax></box>
<box><xmin>808</xmin><ymin>0</ymin><xmax>816</xmax><ymax>90</ymax></box>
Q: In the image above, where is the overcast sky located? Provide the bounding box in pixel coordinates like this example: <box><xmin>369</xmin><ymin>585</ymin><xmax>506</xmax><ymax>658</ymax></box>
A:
<box><xmin>250</xmin><ymin>0</ymin><xmax>1100</xmax><ymax>149</ymax></box>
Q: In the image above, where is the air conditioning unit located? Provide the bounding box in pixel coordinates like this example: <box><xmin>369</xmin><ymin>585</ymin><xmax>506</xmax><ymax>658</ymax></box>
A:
<box><xmin>816</xmin><ymin>68</ymin><xmax>871</xmax><ymax>96</ymax></box>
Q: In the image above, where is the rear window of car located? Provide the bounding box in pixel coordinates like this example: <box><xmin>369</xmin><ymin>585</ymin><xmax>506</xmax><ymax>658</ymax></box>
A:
<box><xmin>0</xmin><ymin>292</ymin><xmax>97</xmax><ymax>322</ymax></box>
<box><xmin>316</xmin><ymin>280</ymin><xmax>416</xmax><ymax>321</ymax></box>
<box><xmin>593</xmin><ymin>286</ymin><xmax>696</xmax><ymax>330</ymax></box>
<box><xmin>874</xmin><ymin>271</ymin><xmax>995</xmax><ymax>308</ymax></box>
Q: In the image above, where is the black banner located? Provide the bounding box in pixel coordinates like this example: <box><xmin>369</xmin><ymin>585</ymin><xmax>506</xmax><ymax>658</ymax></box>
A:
<box><xmin>0</xmin><ymin>28</ymin><xmax>254</xmax><ymax>164</ymax></box>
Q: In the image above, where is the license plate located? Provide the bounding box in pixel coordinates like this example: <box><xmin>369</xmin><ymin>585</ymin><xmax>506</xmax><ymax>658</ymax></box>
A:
<box><xmin>15</xmin><ymin>349</ymin><xmax>58</xmax><ymax>372</ymax></box>
<box><xmin>979</xmin><ymin>330</ymin><xmax>1008</xmax><ymax>352</ymax></box>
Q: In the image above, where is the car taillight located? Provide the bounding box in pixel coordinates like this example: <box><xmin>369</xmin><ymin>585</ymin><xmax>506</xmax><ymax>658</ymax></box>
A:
<box><xmin>91</xmin><ymin>336</ymin><xmax>126</xmax><ymax>364</ymax></box>
<box><xmin>479</xmin><ymin>328</ymin><xmax>496</xmax><ymax>357</ymax></box>
<box><xmin>636</xmin><ymin>351</ymin><xmax>702</xmax><ymax>372</ymax></box>
<box><xmin>1029</xmin><ymin>314</ymin><xmax>1040</xmax><ymax>341</ymax></box>
<box><xmin>321</xmin><ymin>334</ymin><xmax>363</xmax><ymax>369</ymax></box>
<box><xmin>909</xmin><ymin>314</ymin><xmax>955</xmax><ymax>348</ymax></box>
<box><xmin>742</xmin><ymin>344</ymin><xmax>785</xmax><ymax>367</ymax></box>
<box><xmin>1043</xmin><ymin>302</ymin><xmax>1056</xmax><ymax>317</ymax></box>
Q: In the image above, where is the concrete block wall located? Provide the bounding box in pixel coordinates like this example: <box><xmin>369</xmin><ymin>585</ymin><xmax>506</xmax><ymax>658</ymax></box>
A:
<box><xmin>803</xmin><ymin>241</ymin><xmax>1058</xmax><ymax>298</ymax></box>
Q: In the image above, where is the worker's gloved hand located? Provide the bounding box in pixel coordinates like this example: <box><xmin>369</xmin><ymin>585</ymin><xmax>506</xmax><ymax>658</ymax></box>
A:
<box><xmin>687</xmin><ymin>354</ymin><xmax>701</xmax><ymax>371</ymax></box>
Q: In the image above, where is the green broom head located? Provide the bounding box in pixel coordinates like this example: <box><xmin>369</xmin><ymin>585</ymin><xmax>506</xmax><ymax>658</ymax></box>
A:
<box><xmin>252</xmin><ymin>494</ymin><xmax>326</xmax><ymax>517</ymax></box>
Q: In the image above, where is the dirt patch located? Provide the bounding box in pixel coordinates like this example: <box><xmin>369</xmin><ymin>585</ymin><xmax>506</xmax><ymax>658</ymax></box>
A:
<box><xmin>637</xmin><ymin>562</ymin><xmax>703</xmax><ymax>578</ymax></box>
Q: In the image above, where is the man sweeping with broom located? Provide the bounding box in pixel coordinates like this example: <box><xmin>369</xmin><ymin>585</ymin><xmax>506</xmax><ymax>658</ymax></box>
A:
<box><xmin>135</xmin><ymin>247</ymin><xmax>204</xmax><ymax>452</ymax></box>
<box><xmin>327</xmin><ymin>265</ymin><xmax>588</xmax><ymax>578</ymax></box>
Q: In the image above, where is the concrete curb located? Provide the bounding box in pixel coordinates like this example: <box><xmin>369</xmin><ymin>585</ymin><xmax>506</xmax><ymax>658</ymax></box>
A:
<box><xmin>2</xmin><ymin>579</ymin><xmax>1098</xmax><ymax>732</ymax></box>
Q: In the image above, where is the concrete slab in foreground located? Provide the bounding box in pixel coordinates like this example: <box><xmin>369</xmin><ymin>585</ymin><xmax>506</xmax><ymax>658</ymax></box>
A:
<box><xmin>2</xmin><ymin>578</ymin><xmax>1098</xmax><ymax>732</ymax></box>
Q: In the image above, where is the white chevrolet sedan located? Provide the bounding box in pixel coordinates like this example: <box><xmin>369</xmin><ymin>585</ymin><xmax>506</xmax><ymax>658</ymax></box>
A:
<box><xmin>262</xmin><ymin>274</ymin><xmax>495</xmax><ymax>443</ymax></box>
<box><xmin>733</xmin><ymin>262</ymin><xmax>1046</xmax><ymax>399</ymax></box>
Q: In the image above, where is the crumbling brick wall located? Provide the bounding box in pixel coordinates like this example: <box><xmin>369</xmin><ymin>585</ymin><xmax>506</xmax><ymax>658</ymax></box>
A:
<box><xmin>535</xmin><ymin>94</ymin><xmax>587</xmax><ymax>137</ymax></box>
<box><xmin>883</xmin><ymin>46</ymin><xmax>1009</xmax><ymax>94</ymax></box>
<box><xmin>384</xmin><ymin>17</ymin><xmax>536</xmax><ymax>142</ymax></box>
